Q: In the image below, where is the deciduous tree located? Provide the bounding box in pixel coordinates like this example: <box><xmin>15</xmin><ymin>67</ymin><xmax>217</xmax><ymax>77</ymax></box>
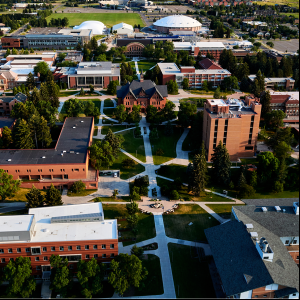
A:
<box><xmin>70</xmin><ymin>180</ymin><xmax>86</xmax><ymax>194</ymax></box>
<box><xmin>114</xmin><ymin>104</ymin><xmax>128</xmax><ymax>124</ymax></box>
<box><xmin>64</xmin><ymin>98</ymin><xmax>84</xmax><ymax>117</ymax></box>
<box><xmin>103</xmin><ymin>129</ymin><xmax>124</xmax><ymax>157</ymax></box>
<box><xmin>126</xmin><ymin>201</ymin><xmax>139</xmax><ymax>215</ymax></box>
<box><xmin>0</xmin><ymin>169</ymin><xmax>21</xmax><ymax>202</ymax></box>
<box><xmin>88</xmin><ymin>140</ymin><xmax>115</xmax><ymax>170</ymax></box>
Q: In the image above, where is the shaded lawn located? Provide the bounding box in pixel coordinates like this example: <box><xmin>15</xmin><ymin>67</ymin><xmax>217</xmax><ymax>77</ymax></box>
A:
<box><xmin>103</xmin><ymin>108</ymin><xmax>115</xmax><ymax>118</ymax></box>
<box><xmin>156</xmin><ymin>164</ymin><xmax>187</xmax><ymax>182</ymax></box>
<box><xmin>0</xmin><ymin>209</ymin><xmax>28</xmax><ymax>215</ymax></box>
<box><xmin>168</xmin><ymin>244</ymin><xmax>215</xmax><ymax>298</ymax></box>
<box><xmin>187</xmin><ymin>89</ymin><xmax>233</xmax><ymax>96</ymax></box>
<box><xmin>5</xmin><ymin>188</ymin><xmax>46</xmax><ymax>202</ymax></box>
<box><xmin>245</xmin><ymin>188</ymin><xmax>299</xmax><ymax>199</ymax></box>
<box><xmin>151</xmin><ymin>126</ymin><xmax>183</xmax><ymax>165</ymax></box>
<box><xmin>67</xmin><ymin>189</ymin><xmax>97</xmax><ymax>197</ymax></box>
<box><xmin>103</xmin><ymin>204</ymin><xmax>156</xmax><ymax>246</ymax></box>
<box><xmin>104</xmin><ymin>99</ymin><xmax>114</xmax><ymax>107</ymax></box>
<box><xmin>92</xmin><ymin>196</ymin><xmax>130</xmax><ymax>202</ymax></box>
<box><xmin>101</xmin><ymin>125</ymin><xmax>134</xmax><ymax>135</ymax></box>
<box><xmin>206</xmin><ymin>204</ymin><xmax>245</xmax><ymax>219</ymax></box>
<box><xmin>119</xmin><ymin>129</ymin><xmax>146</xmax><ymax>163</ymax></box>
<box><xmin>179</xmin><ymin>97</ymin><xmax>206</xmax><ymax>107</ymax></box>
<box><xmin>97</xmin><ymin>151</ymin><xmax>145</xmax><ymax>179</ymax></box>
<box><xmin>93</xmin><ymin>126</ymin><xmax>98</xmax><ymax>136</ymax></box>
<box><xmin>163</xmin><ymin>204</ymin><xmax>220</xmax><ymax>242</ymax></box>
<box><xmin>47</xmin><ymin>13</ymin><xmax>145</xmax><ymax>27</ymax></box>
<box><xmin>156</xmin><ymin>177</ymin><xmax>234</xmax><ymax>202</ymax></box>
<box><xmin>59</xmin><ymin>91</ymin><xmax>78</xmax><ymax>97</ymax></box>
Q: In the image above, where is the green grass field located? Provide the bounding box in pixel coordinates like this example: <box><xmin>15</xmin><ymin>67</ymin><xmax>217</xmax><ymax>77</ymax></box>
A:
<box><xmin>138</xmin><ymin>61</ymin><xmax>158</xmax><ymax>72</ymax></box>
<box><xmin>206</xmin><ymin>204</ymin><xmax>245</xmax><ymax>219</ymax></box>
<box><xmin>280</xmin><ymin>12</ymin><xmax>300</xmax><ymax>18</ymax></box>
<box><xmin>101</xmin><ymin>125</ymin><xmax>134</xmax><ymax>135</ymax></box>
<box><xmin>253</xmin><ymin>0</ymin><xmax>299</xmax><ymax>8</ymax></box>
<box><xmin>47</xmin><ymin>13</ymin><xmax>145</xmax><ymax>28</ymax></box>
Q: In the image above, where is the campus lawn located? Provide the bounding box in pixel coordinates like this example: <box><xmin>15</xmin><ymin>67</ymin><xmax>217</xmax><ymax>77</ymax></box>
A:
<box><xmin>163</xmin><ymin>204</ymin><xmax>220</xmax><ymax>242</ymax></box>
<box><xmin>104</xmin><ymin>99</ymin><xmax>114</xmax><ymax>107</ymax></box>
<box><xmin>5</xmin><ymin>188</ymin><xmax>46</xmax><ymax>202</ymax></box>
<box><xmin>168</xmin><ymin>244</ymin><xmax>215</xmax><ymax>298</ymax></box>
<box><xmin>206</xmin><ymin>204</ymin><xmax>245</xmax><ymax>219</ymax></box>
<box><xmin>244</xmin><ymin>188</ymin><xmax>299</xmax><ymax>199</ymax></box>
<box><xmin>151</xmin><ymin>126</ymin><xmax>184</xmax><ymax>165</ymax></box>
<box><xmin>46</xmin><ymin>13</ymin><xmax>145</xmax><ymax>27</ymax></box>
<box><xmin>103</xmin><ymin>108</ymin><xmax>115</xmax><ymax>118</ymax></box>
<box><xmin>98</xmin><ymin>151</ymin><xmax>145</xmax><ymax>180</ymax></box>
<box><xmin>119</xmin><ymin>129</ymin><xmax>146</xmax><ymax>163</ymax></box>
<box><xmin>93</xmin><ymin>126</ymin><xmax>98</xmax><ymax>136</ymax></box>
<box><xmin>92</xmin><ymin>196</ymin><xmax>130</xmax><ymax>202</ymax></box>
<box><xmin>279</xmin><ymin>12</ymin><xmax>299</xmax><ymax>17</ymax></box>
<box><xmin>124</xmin><ymin>254</ymin><xmax>163</xmax><ymax>297</ymax></box>
<box><xmin>156</xmin><ymin>177</ymin><xmax>234</xmax><ymax>202</ymax></box>
<box><xmin>0</xmin><ymin>209</ymin><xmax>28</xmax><ymax>216</ymax></box>
<box><xmin>186</xmin><ymin>89</ymin><xmax>233</xmax><ymax>96</ymax></box>
<box><xmin>59</xmin><ymin>91</ymin><xmax>78</xmax><ymax>97</ymax></box>
<box><xmin>67</xmin><ymin>189</ymin><xmax>97</xmax><ymax>197</ymax></box>
<box><xmin>102</xmin><ymin>204</ymin><xmax>156</xmax><ymax>246</ymax></box>
<box><xmin>137</xmin><ymin>61</ymin><xmax>158</xmax><ymax>71</ymax></box>
<box><xmin>179</xmin><ymin>97</ymin><xmax>206</xmax><ymax>107</ymax></box>
<box><xmin>101</xmin><ymin>125</ymin><xmax>134</xmax><ymax>135</ymax></box>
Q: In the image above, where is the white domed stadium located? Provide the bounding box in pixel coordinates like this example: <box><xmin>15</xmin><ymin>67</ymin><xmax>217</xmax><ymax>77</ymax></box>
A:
<box><xmin>73</xmin><ymin>21</ymin><xmax>106</xmax><ymax>35</ymax></box>
<box><xmin>153</xmin><ymin>15</ymin><xmax>202</xmax><ymax>33</ymax></box>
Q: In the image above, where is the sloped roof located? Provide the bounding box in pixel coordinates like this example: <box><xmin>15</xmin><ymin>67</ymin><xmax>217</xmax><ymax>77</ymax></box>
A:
<box><xmin>73</xmin><ymin>21</ymin><xmax>105</xmax><ymax>35</ymax></box>
<box><xmin>117</xmin><ymin>80</ymin><xmax>168</xmax><ymax>100</ymax></box>
<box><xmin>199</xmin><ymin>58</ymin><xmax>223</xmax><ymax>70</ymax></box>
<box><xmin>153</xmin><ymin>15</ymin><xmax>201</xmax><ymax>28</ymax></box>
<box><xmin>112</xmin><ymin>22</ymin><xmax>133</xmax><ymax>31</ymax></box>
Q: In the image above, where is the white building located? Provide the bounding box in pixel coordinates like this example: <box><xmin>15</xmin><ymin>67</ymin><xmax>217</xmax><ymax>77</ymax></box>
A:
<box><xmin>111</xmin><ymin>23</ymin><xmax>133</xmax><ymax>35</ymax></box>
<box><xmin>73</xmin><ymin>21</ymin><xmax>106</xmax><ymax>35</ymax></box>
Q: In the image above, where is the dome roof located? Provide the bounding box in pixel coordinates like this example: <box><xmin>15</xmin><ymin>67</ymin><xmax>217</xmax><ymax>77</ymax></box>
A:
<box><xmin>153</xmin><ymin>15</ymin><xmax>201</xmax><ymax>28</ymax></box>
<box><xmin>73</xmin><ymin>21</ymin><xmax>105</xmax><ymax>35</ymax></box>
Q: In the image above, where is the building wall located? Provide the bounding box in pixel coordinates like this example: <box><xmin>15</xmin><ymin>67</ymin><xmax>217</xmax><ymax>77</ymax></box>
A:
<box><xmin>0</xmin><ymin>238</ymin><xmax>118</xmax><ymax>275</ymax></box>
<box><xmin>251</xmin><ymin>285</ymin><xmax>286</xmax><ymax>298</ymax></box>
<box><xmin>154</xmin><ymin>25</ymin><xmax>201</xmax><ymax>33</ymax></box>
<box><xmin>288</xmin><ymin>251</ymin><xmax>299</xmax><ymax>265</ymax></box>
<box><xmin>193</xmin><ymin>47</ymin><xmax>223</xmax><ymax>61</ymax></box>
<box><xmin>161</xmin><ymin>74</ymin><xmax>176</xmax><ymax>85</ymax></box>
<box><xmin>124</xmin><ymin>42</ymin><xmax>145</xmax><ymax>57</ymax></box>
<box><xmin>1</xmin><ymin>37</ymin><xmax>21</xmax><ymax>48</ymax></box>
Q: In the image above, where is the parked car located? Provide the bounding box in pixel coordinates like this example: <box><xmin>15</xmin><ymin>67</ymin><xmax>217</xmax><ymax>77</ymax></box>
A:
<box><xmin>105</xmin><ymin>172</ymin><xmax>112</xmax><ymax>176</ymax></box>
<box><xmin>113</xmin><ymin>172</ymin><xmax>118</xmax><ymax>178</ymax></box>
<box><xmin>99</xmin><ymin>172</ymin><xmax>104</xmax><ymax>176</ymax></box>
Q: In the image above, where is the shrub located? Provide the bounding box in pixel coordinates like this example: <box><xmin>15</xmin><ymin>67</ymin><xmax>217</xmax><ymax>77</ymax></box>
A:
<box><xmin>156</xmin><ymin>148</ymin><xmax>164</xmax><ymax>156</ymax></box>
<box><xmin>273</xmin><ymin>181</ymin><xmax>284</xmax><ymax>193</ymax></box>
<box><xmin>122</xmin><ymin>158</ymin><xmax>135</xmax><ymax>168</ymax></box>
<box><xmin>70</xmin><ymin>180</ymin><xmax>86</xmax><ymax>193</ymax></box>
<box><xmin>239</xmin><ymin>184</ymin><xmax>255</xmax><ymax>198</ymax></box>
<box><xmin>170</xmin><ymin>190</ymin><xmax>180</xmax><ymax>200</ymax></box>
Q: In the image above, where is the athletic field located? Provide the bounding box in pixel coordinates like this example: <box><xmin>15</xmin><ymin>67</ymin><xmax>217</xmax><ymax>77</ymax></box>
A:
<box><xmin>47</xmin><ymin>13</ymin><xmax>145</xmax><ymax>28</ymax></box>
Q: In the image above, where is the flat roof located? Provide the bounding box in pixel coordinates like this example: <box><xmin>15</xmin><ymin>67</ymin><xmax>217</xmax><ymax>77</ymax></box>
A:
<box><xmin>75</xmin><ymin>62</ymin><xmax>120</xmax><ymax>76</ymax></box>
<box><xmin>269</xmin><ymin>91</ymin><xmax>299</xmax><ymax>100</ymax></box>
<box><xmin>208</xmin><ymin>99</ymin><xmax>227</xmax><ymax>106</ymax></box>
<box><xmin>6</xmin><ymin>54</ymin><xmax>55</xmax><ymax>59</ymax></box>
<box><xmin>249</xmin><ymin>75</ymin><xmax>295</xmax><ymax>83</ymax></box>
<box><xmin>58</xmin><ymin>28</ymin><xmax>93</xmax><ymax>37</ymax></box>
<box><xmin>0</xmin><ymin>215</ymin><xmax>34</xmax><ymax>233</ymax></box>
<box><xmin>0</xmin><ymin>117</ymin><xmax>93</xmax><ymax>165</ymax></box>
<box><xmin>29</xmin><ymin>203</ymin><xmax>117</xmax><ymax>242</ymax></box>
<box><xmin>158</xmin><ymin>62</ymin><xmax>181</xmax><ymax>75</ymax></box>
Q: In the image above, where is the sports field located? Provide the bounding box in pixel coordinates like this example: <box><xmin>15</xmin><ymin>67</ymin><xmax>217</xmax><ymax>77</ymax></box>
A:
<box><xmin>253</xmin><ymin>0</ymin><xmax>299</xmax><ymax>8</ymax></box>
<box><xmin>47</xmin><ymin>13</ymin><xmax>145</xmax><ymax>28</ymax></box>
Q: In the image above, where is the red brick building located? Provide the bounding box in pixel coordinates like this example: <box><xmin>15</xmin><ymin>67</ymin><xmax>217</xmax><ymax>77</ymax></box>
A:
<box><xmin>117</xmin><ymin>78</ymin><xmax>168</xmax><ymax>113</ymax></box>
<box><xmin>0</xmin><ymin>117</ymin><xmax>98</xmax><ymax>190</ymax></box>
<box><xmin>198</xmin><ymin>58</ymin><xmax>223</xmax><ymax>70</ymax></box>
<box><xmin>0</xmin><ymin>203</ymin><xmax>118</xmax><ymax>279</ymax></box>
<box><xmin>203</xmin><ymin>97</ymin><xmax>261</xmax><ymax>161</ymax></box>
<box><xmin>0</xmin><ymin>93</ymin><xmax>27</xmax><ymax>116</ymax></box>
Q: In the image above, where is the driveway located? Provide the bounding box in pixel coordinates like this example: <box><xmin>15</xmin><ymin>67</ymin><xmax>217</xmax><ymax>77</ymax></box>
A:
<box><xmin>97</xmin><ymin>173</ymin><xmax>130</xmax><ymax>197</ymax></box>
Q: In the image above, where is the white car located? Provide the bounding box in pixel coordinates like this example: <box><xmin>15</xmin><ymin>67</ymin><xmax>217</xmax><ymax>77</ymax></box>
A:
<box><xmin>113</xmin><ymin>172</ymin><xmax>118</xmax><ymax>178</ymax></box>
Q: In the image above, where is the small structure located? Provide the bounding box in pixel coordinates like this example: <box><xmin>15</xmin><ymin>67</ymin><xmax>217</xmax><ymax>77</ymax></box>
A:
<box><xmin>111</xmin><ymin>23</ymin><xmax>133</xmax><ymax>35</ymax></box>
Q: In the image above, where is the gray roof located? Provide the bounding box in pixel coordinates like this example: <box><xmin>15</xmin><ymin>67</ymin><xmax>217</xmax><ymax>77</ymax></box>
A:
<box><xmin>0</xmin><ymin>117</ymin><xmax>93</xmax><ymax>165</ymax></box>
<box><xmin>0</xmin><ymin>96</ymin><xmax>14</xmax><ymax>103</ymax></box>
<box><xmin>0</xmin><ymin>117</ymin><xmax>15</xmax><ymax>129</ymax></box>
<box><xmin>0</xmin><ymin>93</ymin><xmax>27</xmax><ymax>104</ymax></box>
<box><xmin>205</xmin><ymin>201</ymin><xmax>299</xmax><ymax>297</ymax></box>
<box><xmin>117</xmin><ymin>80</ymin><xmax>168</xmax><ymax>100</ymax></box>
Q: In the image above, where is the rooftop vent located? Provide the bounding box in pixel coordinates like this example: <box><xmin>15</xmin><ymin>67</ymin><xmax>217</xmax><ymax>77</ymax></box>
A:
<box><xmin>250</xmin><ymin>232</ymin><xmax>258</xmax><ymax>237</ymax></box>
<box><xmin>73</xmin><ymin>126</ymin><xmax>76</xmax><ymax>129</ymax></box>
<box><xmin>246</xmin><ymin>224</ymin><xmax>253</xmax><ymax>229</ymax></box>
<box><xmin>70</xmin><ymin>151</ymin><xmax>74</xmax><ymax>154</ymax></box>
<box><xmin>293</xmin><ymin>202</ymin><xmax>299</xmax><ymax>215</ymax></box>
<box><xmin>42</xmin><ymin>156</ymin><xmax>46</xmax><ymax>159</ymax></box>
<box><xmin>261</xmin><ymin>207</ymin><xmax>267</xmax><ymax>212</ymax></box>
<box><xmin>80</xmin><ymin>120</ymin><xmax>84</xmax><ymax>123</ymax></box>
<box><xmin>63</xmin><ymin>151</ymin><xmax>66</xmax><ymax>153</ymax></box>
<box><xmin>275</xmin><ymin>206</ymin><xmax>281</xmax><ymax>212</ymax></box>
<box><xmin>256</xmin><ymin>237</ymin><xmax>274</xmax><ymax>262</ymax></box>
<box><xmin>7</xmin><ymin>159</ymin><xmax>12</xmax><ymax>161</ymax></box>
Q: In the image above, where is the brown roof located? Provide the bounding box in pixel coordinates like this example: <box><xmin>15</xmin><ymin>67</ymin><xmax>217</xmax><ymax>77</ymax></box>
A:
<box><xmin>271</xmin><ymin>95</ymin><xmax>299</xmax><ymax>105</ymax></box>
<box><xmin>199</xmin><ymin>58</ymin><xmax>223</xmax><ymax>70</ymax></box>
<box><xmin>0</xmin><ymin>70</ymin><xmax>18</xmax><ymax>80</ymax></box>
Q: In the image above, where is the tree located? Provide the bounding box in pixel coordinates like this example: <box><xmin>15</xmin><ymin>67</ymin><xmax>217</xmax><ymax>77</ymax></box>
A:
<box><xmin>211</xmin><ymin>141</ymin><xmax>231</xmax><ymax>186</ymax></box>
<box><xmin>126</xmin><ymin>213</ymin><xmax>139</xmax><ymax>229</ymax></box>
<box><xmin>88</xmin><ymin>140</ymin><xmax>115</xmax><ymax>170</ymax></box>
<box><xmin>47</xmin><ymin>80</ymin><xmax>60</xmax><ymax>108</ymax></box>
<box><xmin>127</xmin><ymin>105</ymin><xmax>141</xmax><ymax>124</ymax></box>
<box><xmin>257</xmin><ymin>151</ymin><xmax>279</xmax><ymax>185</ymax></box>
<box><xmin>107</xmin><ymin>80</ymin><xmax>119</xmax><ymax>95</ymax></box>
<box><xmin>70</xmin><ymin>180</ymin><xmax>86</xmax><ymax>194</ymax></box>
<box><xmin>11</xmin><ymin>103</ymin><xmax>30</xmax><ymax>121</ymax></box>
<box><xmin>162</xmin><ymin>101</ymin><xmax>176</xmax><ymax>121</ymax></box>
<box><xmin>26</xmin><ymin>72</ymin><xmax>35</xmax><ymax>90</ymax></box>
<box><xmin>112</xmin><ymin>189</ymin><xmax>119</xmax><ymax>199</ymax></box>
<box><xmin>1</xmin><ymin>126</ymin><xmax>13</xmax><ymax>148</ymax></box>
<box><xmin>25</xmin><ymin>185</ymin><xmax>44</xmax><ymax>209</ymax></box>
<box><xmin>221</xmin><ymin>76</ymin><xmax>239</xmax><ymax>91</ymax></box>
<box><xmin>114</xmin><ymin>104</ymin><xmax>128</xmax><ymax>124</ymax></box>
<box><xmin>265</xmin><ymin>110</ymin><xmax>285</xmax><ymax>129</ymax></box>
<box><xmin>122</xmin><ymin>158</ymin><xmax>135</xmax><ymax>168</ymax></box>
<box><xmin>266</xmin><ymin>41</ymin><xmax>274</xmax><ymax>48</ymax></box>
<box><xmin>260</xmin><ymin>91</ymin><xmax>271</xmax><ymax>117</ymax></box>
<box><xmin>33</xmin><ymin>61</ymin><xmax>50</xmax><ymax>82</ymax></box>
<box><xmin>178</xmin><ymin>102</ymin><xmax>197</xmax><ymax>127</ymax></box>
<box><xmin>12</xmin><ymin>119</ymin><xmax>34</xmax><ymax>149</ymax></box>
<box><xmin>79</xmin><ymin>87</ymin><xmax>85</xmax><ymax>96</ymax></box>
<box><xmin>64</xmin><ymin>98</ymin><xmax>84</xmax><ymax>117</ymax></box>
<box><xmin>108</xmin><ymin>254</ymin><xmax>148</xmax><ymax>296</ymax></box>
<box><xmin>28</xmin><ymin>114</ymin><xmax>52</xmax><ymax>148</ymax></box>
<box><xmin>3</xmin><ymin>256</ymin><xmax>36</xmax><ymax>298</ymax></box>
<box><xmin>0</xmin><ymin>169</ymin><xmax>21</xmax><ymax>202</ymax></box>
<box><xmin>103</xmin><ymin>129</ymin><xmax>124</xmax><ymax>157</ymax></box>
<box><xmin>214</xmin><ymin>87</ymin><xmax>221</xmax><ymax>99</ymax></box>
<box><xmin>274</xmin><ymin>141</ymin><xmax>292</xmax><ymax>161</ymax></box>
<box><xmin>170</xmin><ymin>190</ymin><xmax>180</xmax><ymax>200</ymax></box>
<box><xmin>77</xmin><ymin>258</ymin><xmax>105</xmax><ymax>298</ymax></box>
<box><xmin>202</xmin><ymin>80</ymin><xmax>209</xmax><ymax>92</ymax></box>
<box><xmin>255</xmin><ymin>69</ymin><xmax>265</xmax><ymax>93</ymax></box>
<box><xmin>30</xmin><ymin>87</ymin><xmax>41</xmax><ymax>106</ymax></box>
<box><xmin>130</xmin><ymin>245</ymin><xmax>144</xmax><ymax>258</ymax></box>
<box><xmin>45</xmin><ymin>184</ymin><xmax>63</xmax><ymax>206</ymax></box>
<box><xmin>126</xmin><ymin>201</ymin><xmax>139</xmax><ymax>215</ymax></box>
<box><xmin>182</xmin><ymin>78</ymin><xmax>189</xmax><ymax>90</ymax></box>
<box><xmin>167</xmin><ymin>80</ymin><xmax>178</xmax><ymax>94</ymax></box>
<box><xmin>49</xmin><ymin>255</ymin><xmax>71</xmax><ymax>298</ymax></box>
<box><xmin>239</xmin><ymin>184</ymin><xmax>256</xmax><ymax>198</ymax></box>
<box><xmin>83</xmin><ymin>100</ymin><xmax>100</xmax><ymax>117</ymax></box>
<box><xmin>188</xmin><ymin>142</ymin><xmax>208</xmax><ymax>196</ymax></box>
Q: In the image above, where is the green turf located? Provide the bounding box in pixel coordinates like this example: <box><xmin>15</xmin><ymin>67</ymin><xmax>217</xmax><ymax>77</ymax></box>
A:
<box><xmin>168</xmin><ymin>244</ymin><xmax>216</xmax><ymax>298</ymax></box>
<box><xmin>163</xmin><ymin>204</ymin><xmax>220</xmax><ymax>242</ymax></box>
<box><xmin>156</xmin><ymin>164</ymin><xmax>188</xmax><ymax>183</ymax></box>
<box><xmin>119</xmin><ymin>129</ymin><xmax>146</xmax><ymax>163</ymax></box>
<box><xmin>103</xmin><ymin>204</ymin><xmax>156</xmax><ymax>246</ymax></box>
<box><xmin>279</xmin><ymin>12</ymin><xmax>299</xmax><ymax>17</ymax></box>
<box><xmin>101</xmin><ymin>125</ymin><xmax>135</xmax><ymax>135</ymax></box>
<box><xmin>59</xmin><ymin>91</ymin><xmax>78</xmax><ymax>97</ymax></box>
<box><xmin>150</xmin><ymin>126</ymin><xmax>183</xmax><ymax>165</ymax></box>
<box><xmin>137</xmin><ymin>61</ymin><xmax>158</xmax><ymax>72</ymax></box>
<box><xmin>47</xmin><ymin>13</ymin><xmax>145</xmax><ymax>28</ymax></box>
<box><xmin>244</xmin><ymin>189</ymin><xmax>299</xmax><ymax>199</ymax></box>
<box><xmin>103</xmin><ymin>108</ymin><xmax>115</xmax><ymax>118</ymax></box>
<box><xmin>104</xmin><ymin>99</ymin><xmax>114</xmax><ymax>107</ymax></box>
<box><xmin>92</xmin><ymin>196</ymin><xmax>130</xmax><ymax>202</ymax></box>
<box><xmin>98</xmin><ymin>151</ymin><xmax>145</xmax><ymax>180</ymax></box>
<box><xmin>179</xmin><ymin>97</ymin><xmax>206</xmax><ymax>107</ymax></box>
<box><xmin>67</xmin><ymin>189</ymin><xmax>97</xmax><ymax>197</ymax></box>
<box><xmin>206</xmin><ymin>204</ymin><xmax>245</xmax><ymax>219</ymax></box>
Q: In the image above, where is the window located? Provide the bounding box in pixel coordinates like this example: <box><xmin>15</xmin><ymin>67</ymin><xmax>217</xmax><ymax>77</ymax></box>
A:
<box><xmin>0</xmin><ymin>249</ymin><xmax>3</xmax><ymax>254</ymax></box>
<box><xmin>44</xmin><ymin>256</ymin><xmax>48</xmax><ymax>261</ymax></box>
<box><xmin>1</xmin><ymin>258</ymin><xmax>5</xmax><ymax>263</ymax></box>
<box><xmin>110</xmin><ymin>253</ymin><xmax>115</xmax><ymax>258</ymax></box>
<box><xmin>68</xmin><ymin>246</ymin><xmax>72</xmax><ymax>251</ymax></box>
<box><xmin>293</xmin><ymin>240</ymin><xmax>297</xmax><ymax>244</ymax></box>
<box><xmin>93</xmin><ymin>245</ymin><xmax>97</xmax><ymax>250</ymax></box>
<box><xmin>31</xmin><ymin>247</ymin><xmax>41</xmax><ymax>255</ymax></box>
<box><xmin>8</xmin><ymin>249</ymin><xmax>13</xmax><ymax>253</ymax></box>
<box><xmin>36</xmin><ymin>266</ymin><xmax>41</xmax><ymax>271</ymax></box>
<box><xmin>59</xmin><ymin>246</ymin><xmax>64</xmax><ymax>251</ymax></box>
<box><xmin>59</xmin><ymin>255</ymin><xmax>81</xmax><ymax>262</ymax></box>
<box><xmin>94</xmin><ymin>254</ymin><xmax>98</xmax><ymax>259</ymax></box>
<box><xmin>245</xmin><ymin>146</ymin><xmax>253</xmax><ymax>150</ymax></box>
<box><xmin>102</xmin><ymin>254</ymin><xmax>106</xmax><ymax>258</ymax></box>
<box><xmin>69</xmin><ymin>264</ymin><xmax>74</xmax><ymax>269</ymax></box>
<box><xmin>85</xmin><ymin>254</ymin><xmax>90</xmax><ymax>259</ymax></box>
<box><xmin>110</xmin><ymin>244</ymin><xmax>114</xmax><ymax>249</ymax></box>
<box><xmin>26</xmin><ymin>248</ymin><xmax>30</xmax><ymax>253</ymax></box>
<box><xmin>51</xmin><ymin>246</ymin><xmax>55</xmax><ymax>251</ymax></box>
<box><xmin>85</xmin><ymin>245</ymin><xmax>89</xmax><ymax>250</ymax></box>
<box><xmin>102</xmin><ymin>245</ymin><xmax>106</xmax><ymax>249</ymax></box>
<box><xmin>285</xmin><ymin>240</ymin><xmax>289</xmax><ymax>245</ymax></box>
<box><xmin>35</xmin><ymin>257</ymin><xmax>40</xmax><ymax>261</ymax></box>
<box><xmin>17</xmin><ymin>248</ymin><xmax>21</xmax><ymax>253</ymax></box>
<box><xmin>10</xmin><ymin>258</ymin><xmax>14</xmax><ymax>261</ymax></box>
<box><xmin>297</xmin><ymin>256</ymin><xmax>299</xmax><ymax>260</ymax></box>
<box><xmin>76</xmin><ymin>246</ymin><xmax>81</xmax><ymax>250</ymax></box>
<box><xmin>42</xmin><ymin>247</ymin><xmax>47</xmax><ymax>252</ymax></box>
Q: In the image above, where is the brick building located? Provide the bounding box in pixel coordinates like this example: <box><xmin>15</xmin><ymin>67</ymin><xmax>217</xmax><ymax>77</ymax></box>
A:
<box><xmin>205</xmin><ymin>199</ymin><xmax>299</xmax><ymax>299</ymax></box>
<box><xmin>117</xmin><ymin>77</ymin><xmax>168</xmax><ymax>113</ymax></box>
<box><xmin>248</xmin><ymin>75</ymin><xmax>295</xmax><ymax>91</ymax></box>
<box><xmin>0</xmin><ymin>203</ymin><xmax>118</xmax><ymax>279</ymax></box>
<box><xmin>0</xmin><ymin>93</ymin><xmax>27</xmax><ymax>116</ymax></box>
<box><xmin>203</xmin><ymin>97</ymin><xmax>261</xmax><ymax>161</ymax></box>
<box><xmin>158</xmin><ymin>62</ymin><xmax>231</xmax><ymax>89</ymax></box>
<box><xmin>0</xmin><ymin>117</ymin><xmax>98</xmax><ymax>190</ymax></box>
<box><xmin>116</xmin><ymin>38</ymin><xmax>153</xmax><ymax>58</ymax></box>
<box><xmin>198</xmin><ymin>58</ymin><xmax>223</xmax><ymax>70</ymax></box>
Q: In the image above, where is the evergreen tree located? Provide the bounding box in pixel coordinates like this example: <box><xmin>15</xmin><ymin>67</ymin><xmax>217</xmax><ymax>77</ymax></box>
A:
<box><xmin>25</xmin><ymin>185</ymin><xmax>44</xmax><ymax>209</ymax></box>
<box><xmin>213</xmin><ymin>87</ymin><xmax>221</xmax><ymax>98</ymax></box>
<box><xmin>47</xmin><ymin>80</ymin><xmax>60</xmax><ymax>108</ymax></box>
<box><xmin>126</xmin><ymin>201</ymin><xmax>139</xmax><ymax>215</ymax></box>
<box><xmin>211</xmin><ymin>141</ymin><xmax>231</xmax><ymax>186</ymax></box>
<box><xmin>1</xmin><ymin>126</ymin><xmax>13</xmax><ymax>148</ymax></box>
<box><xmin>238</xmin><ymin>172</ymin><xmax>247</xmax><ymax>188</ymax></box>
<box><xmin>260</xmin><ymin>91</ymin><xmax>271</xmax><ymax>117</ymax></box>
<box><xmin>30</xmin><ymin>87</ymin><xmax>41</xmax><ymax>106</ymax></box>
<box><xmin>45</xmin><ymin>184</ymin><xmax>63</xmax><ymax>206</ymax></box>
<box><xmin>256</xmin><ymin>69</ymin><xmax>265</xmax><ymax>93</ymax></box>
<box><xmin>28</xmin><ymin>114</ymin><xmax>52</xmax><ymax>148</ymax></box>
<box><xmin>188</xmin><ymin>142</ymin><xmax>208</xmax><ymax>196</ymax></box>
<box><xmin>103</xmin><ymin>129</ymin><xmax>124</xmax><ymax>157</ymax></box>
<box><xmin>277</xmin><ymin>159</ymin><xmax>288</xmax><ymax>186</ymax></box>
<box><xmin>26</xmin><ymin>72</ymin><xmax>35</xmax><ymax>90</ymax></box>
<box><xmin>12</xmin><ymin>119</ymin><xmax>34</xmax><ymax>149</ymax></box>
<box><xmin>40</xmin><ymin>82</ymin><xmax>50</xmax><ymax>102</ymax></box>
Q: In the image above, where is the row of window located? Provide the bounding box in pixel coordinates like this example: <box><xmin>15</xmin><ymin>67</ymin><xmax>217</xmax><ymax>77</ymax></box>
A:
<box><xmin>0</xmin><ymin>253</ymin><xmax>114</xmax><ymax>264</ymax></box>
<box><xmin>0</xmin><ymin>244</ymin><xmax>115</xmax><ymax>254</ymax></box>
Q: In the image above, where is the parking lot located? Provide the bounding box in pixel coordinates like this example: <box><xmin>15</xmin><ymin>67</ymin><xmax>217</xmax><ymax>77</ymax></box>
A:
<box><xmin>161</xmin><ymin>5</ymin><xmax>197</xmax><ymax>13</ymax></box>
<box><xmin>262</xmin><ymin>39</ymin><xmax>299</xmax><ymax>53</ymax></box>
<box><xmin>98</xmin><ymin>170</ymin><xmax>130</xmax><ymax>197</ymax></box>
